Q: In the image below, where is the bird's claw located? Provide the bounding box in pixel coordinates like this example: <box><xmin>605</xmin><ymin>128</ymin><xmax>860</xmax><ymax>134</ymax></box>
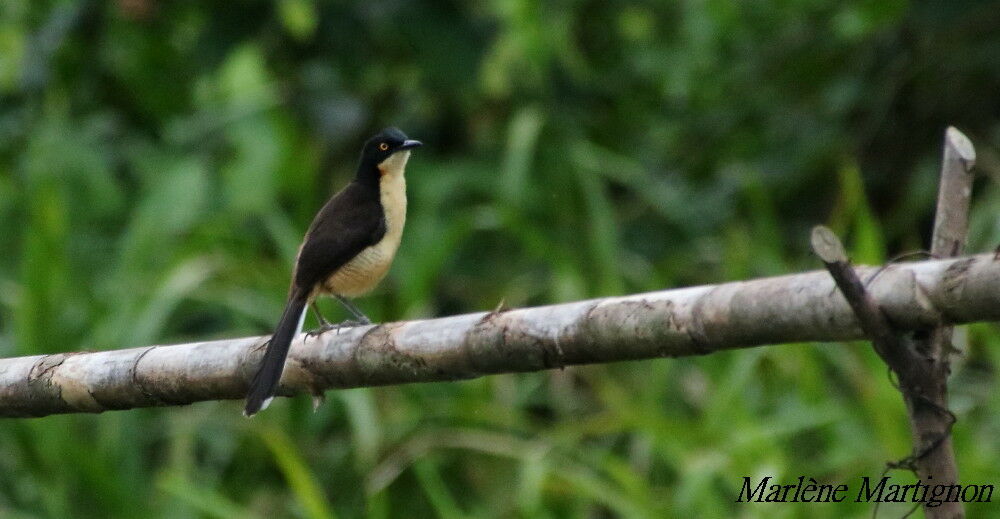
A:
<box><xmin>306</xmin><ymin>324</ymin><xmax>333</xmax><ymax>339</ymax></box>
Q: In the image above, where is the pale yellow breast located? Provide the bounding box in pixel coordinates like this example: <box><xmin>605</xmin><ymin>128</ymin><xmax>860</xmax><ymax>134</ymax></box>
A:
<box><xmin>322</xmin><ymin>152</ymin><xmax>409</xmax><ymax>298</ymax></box>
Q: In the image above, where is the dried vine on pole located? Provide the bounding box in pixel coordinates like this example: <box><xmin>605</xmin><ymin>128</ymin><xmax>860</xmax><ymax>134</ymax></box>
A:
<box><xmin>812</xmin><ymin>127</ymin><xmax>976</xmax><ymax>519</ymax></box>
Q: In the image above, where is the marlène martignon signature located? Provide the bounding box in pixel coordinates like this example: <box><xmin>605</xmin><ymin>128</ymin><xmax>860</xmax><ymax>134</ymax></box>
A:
<box><xmin>737</xmin><ymin>476</ymin><xmax>994</xmax><ymax>507</ymax></box>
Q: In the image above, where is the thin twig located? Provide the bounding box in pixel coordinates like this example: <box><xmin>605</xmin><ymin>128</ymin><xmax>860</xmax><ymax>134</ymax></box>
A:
<box><xmin>810</xmin><ymin>227</ymin><xmax>927</xmax><ymax>379</ymax></box>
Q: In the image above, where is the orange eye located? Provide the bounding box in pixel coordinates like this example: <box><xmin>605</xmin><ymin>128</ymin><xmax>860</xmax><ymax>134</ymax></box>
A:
<box><xmin>378</xmin><ymin>143</ymin><xmax>389</xmax><ymax>151</ymax></box>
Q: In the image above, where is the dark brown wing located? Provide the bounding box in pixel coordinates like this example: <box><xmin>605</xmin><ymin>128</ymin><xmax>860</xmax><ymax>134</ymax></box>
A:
<box><xmin>291</xmin><ymin>182</ymin><xmax>387</xmax><ymax>295</ymax></box>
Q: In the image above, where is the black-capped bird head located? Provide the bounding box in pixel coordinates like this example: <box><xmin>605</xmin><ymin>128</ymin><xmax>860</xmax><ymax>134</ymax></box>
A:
<box><xmin>357</xmin><ymin>127</ymin><xmax>422</xmax><ymax>183</ymax></box>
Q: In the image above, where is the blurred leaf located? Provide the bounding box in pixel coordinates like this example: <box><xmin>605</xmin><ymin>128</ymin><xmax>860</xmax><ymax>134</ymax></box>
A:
<box><xmin>222</xmin><ymin>115</ymin><xmax>282</xmax><ymax>214</ymax></box>
<box><xmin>412</xmin><ymin>457</ymin><xmax>465</xmax><ymax>519</ymax></box>
<box><xmin>339</xmin><ymin>389</ymin><xmax>381</xmax><ymax>469</ymax></box>
<box><xmin>500</xmin><ymin>105</ymin><xmax>544</xmax><ymax>205</ymax></box>
<box><xmin>279</xmin><ymin>0</ymin><xmax>318</xmax><ymax>42</ymax></box>
<box><xmin>158</xmin><ymin>472</ymin><xmax>251</xmax><ymax>519</ymax></box>
<box><xmin>128</xmin><ymin>256</ymin><xmax>217</xmax><ymax>346</ymax></box>
<box><xmin>573</xmin><ymin>166</ymin><xmax>624</xmax><ymax>295</ymax></box>
<box><xmin>832</xmin><ymin>163</ymin><xmax>886</xmax><ymax>264</ymax></box>
<box><xmin>259</xmin><ymin>427</ymin><xmax>337</xmax><ymax>519</ymax></box>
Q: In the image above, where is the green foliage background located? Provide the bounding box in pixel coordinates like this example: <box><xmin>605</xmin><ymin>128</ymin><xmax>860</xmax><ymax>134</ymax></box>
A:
<box><xmin>2</xmin><ymin>1</ymin><xmax>1000</xmax><ymax>517</ymax></box>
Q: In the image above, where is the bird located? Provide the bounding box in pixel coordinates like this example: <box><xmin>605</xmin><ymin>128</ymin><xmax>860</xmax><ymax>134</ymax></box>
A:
<box><xmin>243</xmin><ymin>127</ymin><xmax>422</xmax><ymax>416</ymax></box>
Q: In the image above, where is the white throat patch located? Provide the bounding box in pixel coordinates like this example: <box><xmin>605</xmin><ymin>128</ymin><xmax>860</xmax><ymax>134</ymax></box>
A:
<box><xmin>378</xmin><ymin>150</ymin><xmax>411</xmax><ymax>178</ymax></box>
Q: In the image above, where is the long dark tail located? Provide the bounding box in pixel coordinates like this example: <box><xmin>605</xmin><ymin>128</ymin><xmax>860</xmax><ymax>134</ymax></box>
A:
<box><xmin>244</xmin><ymin>290</ymin><xmax>308</xmax><ymax>416</ymax></box>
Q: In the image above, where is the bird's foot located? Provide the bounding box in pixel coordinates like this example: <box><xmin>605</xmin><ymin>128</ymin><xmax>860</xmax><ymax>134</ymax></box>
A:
<box><xmin>305</xmin><ymin>322</ymin><xmax>336</xmax><ymax>338</ymax></box>
<box><xmin>304</xmin><ymin>327</ymin><xmax>325</xmax><ymax>339</ymax></box>
<box><xmin>305</xmin><ymin>319</ymin><xmax>370</xmax><ymax>337</ymax></box>
<box><xmin>330</xmin><ymin>319</ymin><xmax>369</xmax><ymax>334</ymax></box>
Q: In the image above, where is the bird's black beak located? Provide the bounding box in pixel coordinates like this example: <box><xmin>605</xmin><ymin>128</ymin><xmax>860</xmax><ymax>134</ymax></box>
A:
<box><xmin>399</xmin><ymin>139</ymin><xmax>423</xmax><ymax>150</ymax></box>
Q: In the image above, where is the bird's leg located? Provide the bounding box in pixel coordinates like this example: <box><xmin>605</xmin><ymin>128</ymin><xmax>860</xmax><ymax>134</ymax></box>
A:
<box><xmin>334</xmin><ymin>295</ymin><xmax>373</xmax><ymax>325</ymax></box>
<box><xmin>312</xmin><ymin>303</ymin><xmax>332</xmax><ymax>327</ymax></box>
<box><xmin>305</xmin><ymin>296</ymin><xmax>372</xmax><ymax>336</ymax></box>
<box><xmin>305</xmin><ymin>302</ymin><xmax>337</xmax><ymax>337</ymax></box>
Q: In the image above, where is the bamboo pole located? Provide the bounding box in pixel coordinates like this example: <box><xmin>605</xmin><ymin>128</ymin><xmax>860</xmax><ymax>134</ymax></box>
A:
<box><xmin>1</xmin><ymin>251</ymin><xmax>999</xmax><ymax>418</ymax></box>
